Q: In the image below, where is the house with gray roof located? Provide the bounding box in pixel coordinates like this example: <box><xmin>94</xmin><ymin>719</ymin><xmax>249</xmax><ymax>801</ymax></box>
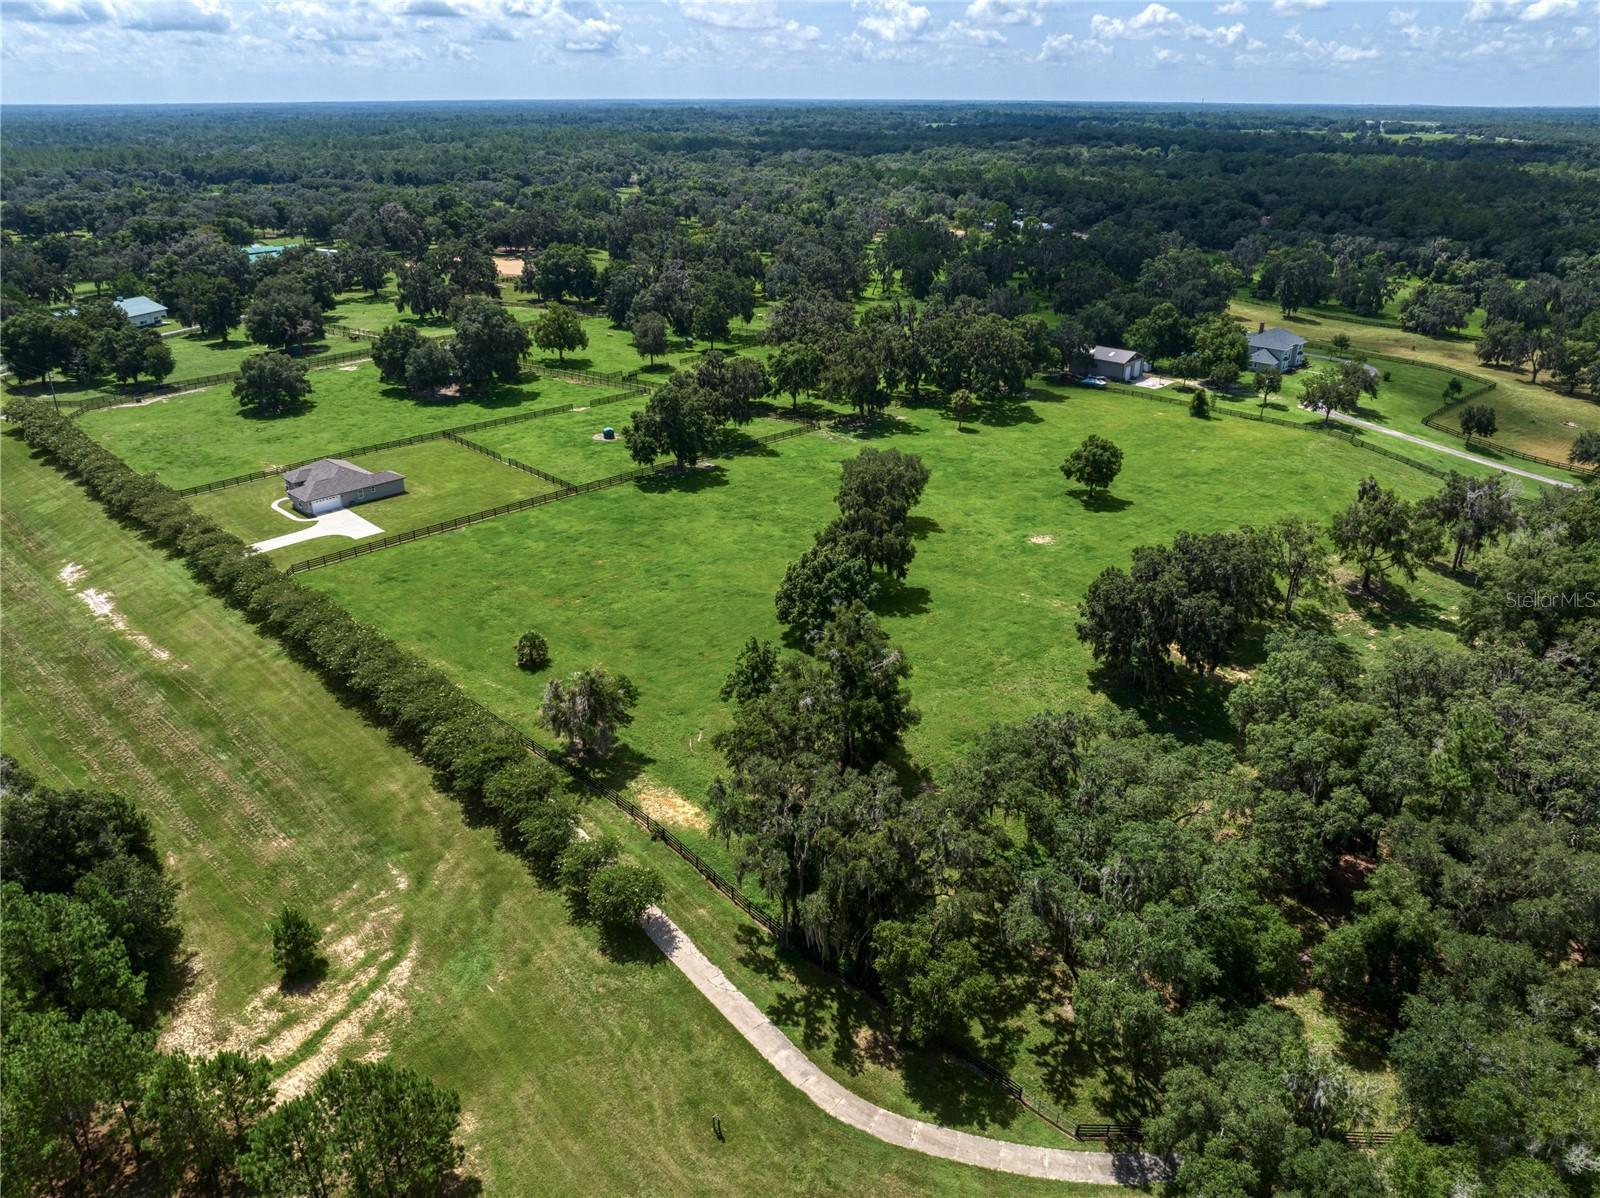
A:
<box><xmin>283</xmin><ymin>458</ymin><xmax>405</xmax><ymax>517</ymax></box>
<box><xmin>1086</xmin><ymin>345</ymin><xmax>1147</xmax><ymax>383</ymax></box>
<box><xmin>1247</xmin><ymin>325</ymin><xmax>1307</xmax><ymax>372</ymax></box>
<box><xmin>114</xmin><ymin>296</ymin><xmax>168</xmax><ymax>328</ymax></box>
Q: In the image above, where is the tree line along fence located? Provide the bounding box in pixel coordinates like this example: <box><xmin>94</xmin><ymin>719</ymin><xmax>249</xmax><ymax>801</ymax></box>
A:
<box><xmin>283</xmin><ymin>419</ymin><xmax>819</xmax><ymax>575</ymax></box>
<box><xmin>174</xmin><ymin>387</ymin><xmax>642</xmax><ymax>497</ymax></box>
<box><xmin>1121</xmin><ymin>381</ymin><xmax>1457</xmax><ymax>482</ymax></box>
<box><xmin>39</xmin><ymin>345</ymin><xmax>376</xmax><ymax>418</ymax></box>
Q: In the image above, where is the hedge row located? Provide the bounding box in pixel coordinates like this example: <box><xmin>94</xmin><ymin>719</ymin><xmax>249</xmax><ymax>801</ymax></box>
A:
<box><xmin>6</xmin><ymin>397</ymin><xmax>587</xmax><ymax>887</ymax></box>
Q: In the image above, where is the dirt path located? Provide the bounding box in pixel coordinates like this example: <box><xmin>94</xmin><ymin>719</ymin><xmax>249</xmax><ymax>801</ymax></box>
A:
<box><xmin>1325</xmin><ymin>411</ymin><xmax>1578</xmax><ymax>489</ymax></box>
<box><xmin>639</xmin><ymin>906</ymin><xmax>1172</xmax><ymax>1187</ymax></box>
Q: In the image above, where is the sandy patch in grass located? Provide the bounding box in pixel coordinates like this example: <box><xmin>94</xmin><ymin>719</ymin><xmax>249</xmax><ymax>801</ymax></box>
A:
<box><xmin>339</xmin><ymin>364</ymin><xmax>361</xmax><ymax>372</ymax></box>
<box><xmin>161</xmin><ymin>882</ymin><xmax>416</xmax><ymax>1102</ymax></box>
<box><xmin>1028</xmin><ymin>534</ymin><xmax>1056</xmax><ymax>545</ymax></box>
<box><xmin>493</xmin><ymin>255</ymin><xmax>524</xmax><ymax>278</ymax></box>
<box><xmin>630</xmin><ymin>782</ymin><xmax>709</xmax><ymax>832</ymax></box>
<box><xmin>57</xmin><ymin>562</ymin><xmax>175</xmax><ymax>663</ymax></box>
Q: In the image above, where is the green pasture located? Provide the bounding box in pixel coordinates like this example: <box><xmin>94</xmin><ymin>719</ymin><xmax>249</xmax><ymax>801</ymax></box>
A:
<box><xmin>78</xmin><ymin>367</ymin><xmax>610</xmax><ymax>489</ymax></box>
<box><xmin>307</xmin><ymin>383</ymin><xmax>1470</xmax><ymax>820</ymax></box>
<box><xmin>0</xmin><ymin>432</ymin><xmax>1120</xmax><ymax>1197</ymax></box>
<box><xmin>189</xmin><ymin>439</ymin><xmax>540</xmax><ymax>560</ymax></box>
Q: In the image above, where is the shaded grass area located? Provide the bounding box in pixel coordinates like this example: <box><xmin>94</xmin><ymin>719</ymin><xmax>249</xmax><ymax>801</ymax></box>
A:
<box><xmin>189</xmin><ymin>439</ymin><xmax>540</xmax><ymax>561</ymax></box>
<box><xmin>0</xmin><ymin>432</ymin><xmax>1124</xmax><ymax>1198</ymax></box>
<box><xmin>307</xmin><ymin>385</ymin><xmax>1465</xmax><ymax>814</ymax></box>
<box><xmin>78</xmin><ymin>366</ymin><xmax>607</xmax><ymax>489</ymax></box>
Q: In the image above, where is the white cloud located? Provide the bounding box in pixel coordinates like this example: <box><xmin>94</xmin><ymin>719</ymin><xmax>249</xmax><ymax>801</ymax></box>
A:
<box><xmin>118</xmin><ymin>0</ymin><xmax>230</xmax><ymax>32</ymax></box>
<box><xmin>964</xmin><ymin>0</ymin><xmax>1043</xmax><ymax>25</ymax></box>
<box><xmin>1152</xmin><ymin>44</ymin><xmax>1184</xmax><ymax>62</ymax></box>
<box><xmin>1091</xmin><ymin>2</ymin><xmax>1185</xmax><ymax>39</ymax></box>
<box><xmin>1037</xmin><ymin>29</ymin><xmax>1076</xmax><ymax>57</ymax></box>
<box><xmin>1387</xmin><ymin>7</ymin><xmax>1417</xmax><ymax>24</ymax></box>
<box><xmin>1</xmin><ymin>0</ymin><xmax>112</xmax><ymax>22</ymax></box>
<box><xmin>1187</xmin><ymin>19</ymin><xmax>1245</xmax><ymax>45</ymax></box>
<box><xmin>1465</xmin><ymin>0</ymin><xmax>1520</xmax><ymax>21</ymax></box>
<box><xmin>1284</xmin><ymin>23</ymin><xmax>1378</xmax><ymax>60</ymax></box>
<box><xmin>1521</xmin><ymin>0</ymin><xmax>1578</xmax><ymax>19</ymax></box>
<box><xmin>1215</xmin><ymin>0</ymin><xmax>1246</xmax><ymax>12</ymax></box>
<box><xmin>677</xmin><ymin>0</ymin><xmax>782</xmax><ymax>30</ymax></box>
<box><xmin>854</xmin><ymin>0</ymin><xmax>930</xmax><ymax>41</ymax></box>
<box><xmin>757</xmin><ymin>17</ymin><xmax>820</xmax><ymax>49</ymax></box>
<box><xmin>1271</xmin><ymin>0</ymin><xmax>1327</xmax><ymax>12</ymax></box>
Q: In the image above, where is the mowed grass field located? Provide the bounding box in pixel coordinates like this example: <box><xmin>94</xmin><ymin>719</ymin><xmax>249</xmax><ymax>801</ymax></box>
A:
<box><xmin>1231</xmin><ymin>293</ymin><xmax>1600</xmax><ymax>465</ymax></box>
<box><xmin>78</xmin><ymin>366</ymin><xmax>620</xmax><ymax>489</ymax></box>
<box><xmin>307</xmin><ymin>383</ymin><xmax>1471</xmax><ymax>818</ymax></box>
<box><xmin>0</xmin><ymin>432</ymin><xmax>1117</xmax><ymax>1198</ymax></box>
<box><xmin>189</xmin><ymin>439</ymin><xmax>542</xmax><ymax>559</ymax></box>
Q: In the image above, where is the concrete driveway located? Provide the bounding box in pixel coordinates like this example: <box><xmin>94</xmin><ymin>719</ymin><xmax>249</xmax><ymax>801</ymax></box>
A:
<box><xmin>250</xmin><ymin>499</ymin><xmax>385</xmax><ymax>553</ymax></box>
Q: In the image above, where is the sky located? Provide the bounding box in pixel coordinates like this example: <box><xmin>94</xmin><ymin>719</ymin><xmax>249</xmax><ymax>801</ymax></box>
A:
<box><xmin>0</xmin><ymin>0</ymin><xmax>1596</xmax><ymax>108</ymax></box>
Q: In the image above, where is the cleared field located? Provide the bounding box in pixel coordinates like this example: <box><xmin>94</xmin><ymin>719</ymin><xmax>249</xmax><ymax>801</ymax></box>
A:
<box><xmin>189</xmin><ymin>439</ymin><xmax>541</xmax><ymax>560</ymax></box>
<box><xmin>1231</xmin><ymin>293</ymin><xmax>1600</xmax><ymax>464</ymax></box>
<box><xmin>307</xmin><ymin>384</ymin><xmax>1470</xmax><ymax>814</ymax></box>
<box><xmin>78</xmin><ymin>366</ymin><xmax>607</xmax><ymax>489</ymax></box>
<box><xmin>0</xmin><ymin>432</ymin><xmax>1113</xmax><ymax>1198</ymax></box>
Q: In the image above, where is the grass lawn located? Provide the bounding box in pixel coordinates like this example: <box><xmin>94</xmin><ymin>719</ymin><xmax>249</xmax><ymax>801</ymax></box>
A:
<box><xmin>306</xmin><ymin>384</ymin><xmax>1469</xmax><ymax>822</ymax></box>
<box><xmin>1231</xmin><ymin>293</ymin><xmax>1599</xmax><ymax>467</ymax></box>
<box><xmin>0</xmin><ymin>431</ymin><xmax>1122</xmax><ymax>1198</ymax></box>
<box><xmin>189</xmin><ymin>439</ymin><xmax>543</xmax><ymax>561</ymax></box>
<box><xmin>78</xmin><ymin>366</ymin><xmax>608</xmax><ymax>489</ymax></box>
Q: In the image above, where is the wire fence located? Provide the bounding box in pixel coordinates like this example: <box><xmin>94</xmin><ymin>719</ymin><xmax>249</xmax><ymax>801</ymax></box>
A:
<box><xmin>542</xmin><ymin>365</ymin><xmax>659</xmax><ymax>393</ymax></box>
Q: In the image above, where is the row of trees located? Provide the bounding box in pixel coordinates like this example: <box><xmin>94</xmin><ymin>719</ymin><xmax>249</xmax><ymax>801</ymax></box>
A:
<box><xmin>5</xmin><ymin>396</ymin><xmax>663</xmax><ymax>964</ymax></box>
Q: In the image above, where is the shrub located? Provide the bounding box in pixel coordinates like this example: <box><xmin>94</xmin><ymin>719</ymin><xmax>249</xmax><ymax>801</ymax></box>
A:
<box><xmin>1189</xmin><ymin>389</ymin><xmax>1211</xmax><ymax>419</ymax></box>
<box><xmin>586</xmin><ymin>863</ymin><xmax>665</xmax><ymax>933</ymax></box>
<box><xmin>517</xmin><ymin>798</ymin><xmax>580</xmax><ymax>880</ymax></box>
<box><xmin>515</xmin><ymin>630</ymin><xmax>550</xmax><ymax>672</ymax></box>
<box><xmin>269</xmin><ymin>906</ymin><xmax>323</xmax><ymax>983</ymax></box>
<box><xmin>556</xmin><ymin>835</ymin><xmax>618</xmax><ymax>915</ymax></box>
<box><xmin>482</xmin><ymin>758</ymin><xmax>560</xmax><ymax>845</ymax></box>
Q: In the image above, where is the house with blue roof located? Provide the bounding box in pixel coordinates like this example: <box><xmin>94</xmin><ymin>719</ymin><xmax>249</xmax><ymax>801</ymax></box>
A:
<box><xmin>1247</xmin><ymin>324</ymin><xmax>1307</xmax><ymax>372</ymax></box>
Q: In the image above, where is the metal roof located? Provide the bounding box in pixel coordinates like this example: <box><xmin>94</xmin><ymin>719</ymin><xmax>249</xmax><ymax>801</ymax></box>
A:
<box><xmin>114</xmin><ymin>296</ymin><xmax>167</xmax><ymax>319</ymax></box>
<box><xmin>1089</xmin><ymin>345</ymin><xmax>1142</xmax><ymax>365</ymax></box>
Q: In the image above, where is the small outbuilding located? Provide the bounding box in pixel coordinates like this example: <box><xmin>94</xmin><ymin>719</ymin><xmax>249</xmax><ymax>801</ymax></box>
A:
<box><xmin>283</xmin><ymin>458</ymin><xmax>405</xmax><ymax>517</ymax></box>
<box><xmin>1086</xmin><ymin>345</ymin><xmax>1147</xmax><ymax>383</ymax></box>
<box><xmin>1247</xmin><ymin>325</ymin><xmax>1307</xmax><ymax>372</ymax></box>
<box><xmin>114</xmin><ymin>296</ymin><xmax>168</xmax><ymax>328</ymax></box>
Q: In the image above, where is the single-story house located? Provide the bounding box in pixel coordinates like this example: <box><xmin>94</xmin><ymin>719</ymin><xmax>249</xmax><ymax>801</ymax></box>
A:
<box><xmin>283</xmin><ymin>458</ymin><xmax>405</xmax><ymax>517</ymax></box>
<box><xmin>1247</xmin><ymin>325</ymin><xmax>1306</xmax><ymax>372</ymax></box>
<box><xmin>1085</xmin><ymin>345</ymin><xmax>1147</xmax><ymax>383</ymax></box>
<box><xmin>114</xmin><ymin>295</ymin><xmax>167</xmax><ymax>328</ymax></box>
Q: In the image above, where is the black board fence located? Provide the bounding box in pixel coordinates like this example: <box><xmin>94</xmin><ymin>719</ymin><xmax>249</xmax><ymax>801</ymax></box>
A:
<box><xmin>283</xmin><ymin>420</ymin><xmax>820</xmax><ymax>574</ymax></box>
<box><xmin>175</xmin><ymin>388</ymin><xmax>643</xmax><ymax>497</ymax></box>
<box><xmin>1419</xmin><ymin>404</ymin><xmax>1597</xmax><ymax>480</ymax></box>
<box><xmin>42</xmin><ymin>345</ymin><xmax>375</xmax><ymax>417</ymax></box>
<box><xmin>443</xmin><ymin>432</ymin><xmax>573</xmax><ymax>488</ymax></box>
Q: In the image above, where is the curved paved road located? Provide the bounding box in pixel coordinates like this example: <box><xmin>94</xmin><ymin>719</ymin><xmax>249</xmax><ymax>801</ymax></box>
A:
<box><xmin>1325</xmin><ymin>411</ymin><xmax>1578</xmax><ymax>489</ymax></box>
<box><xmin>639</xmin><ymin>907</ymin><xmax>1173</xmax><ymax>1187</ymax></box>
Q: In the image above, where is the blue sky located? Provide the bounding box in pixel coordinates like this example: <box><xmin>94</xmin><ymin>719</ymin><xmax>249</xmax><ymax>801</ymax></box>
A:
<box><xmin>1</xmin><ymin>0</ymin><xmax>1595</xmax><ymax>107</ymax></box>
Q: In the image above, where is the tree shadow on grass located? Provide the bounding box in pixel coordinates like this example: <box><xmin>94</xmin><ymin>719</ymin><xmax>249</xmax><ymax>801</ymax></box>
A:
<box><xmin>635</xmin><ymin>465</ymin><xmax>729</xmax><ymax>494</ymax></box>
<box><xmin>278</xmin><ymin>955</ymin><xmax>330</xmax><ymax>996</ymax></box>
<box><xmin>1066</xmin><ymin>488</ymin><xmax>1133</xmax><ymax>513</ymax></box>
<box><xmin>845</xmin><ymin>415</ymin><xmax>929</xmax><ymax>441</ymax></box>
<box><xmin>973</xmin><ymin>400</ymin><xmax>1042</xmax><ymax>428</ymax></box>
<box><xmin>1085</xmin><ymin>662</ymin><xmax>1236</xmax><ymax>743</ymax></box>
<box><xmin>1342</xmin><ymin>575</ymin><xmax>1456</xmax><ymax>636</ymax></box>
<box><xmin>872</xmin><ymin>578</ymin><xmax>931</xmax><ymax>619</ymax></box>
<box><xmin>239</xmin><ymin>400</ymin><xmax>317</xmax><ymax>422</ymax></box>
<box><xmin>581</xmin><ymin>741</ymin><xmax>656</xmax><ymax>796</ymax></box>
<box><xmin>598</xmin><ymin>924</ymin><xmax>667</xmax><ymax>966</ymax></box>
